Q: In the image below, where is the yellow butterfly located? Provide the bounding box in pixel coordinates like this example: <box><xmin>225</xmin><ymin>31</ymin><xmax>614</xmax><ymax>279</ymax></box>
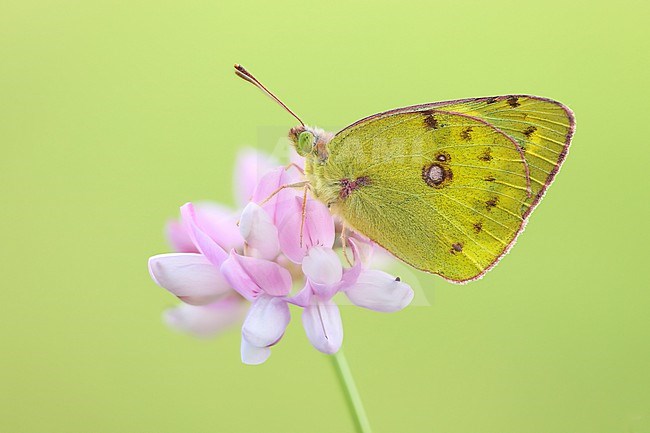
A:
<box><xmin>235</xmin><ymin>65</ymin><xmax>575</xmax><ymax>283</ymax></box>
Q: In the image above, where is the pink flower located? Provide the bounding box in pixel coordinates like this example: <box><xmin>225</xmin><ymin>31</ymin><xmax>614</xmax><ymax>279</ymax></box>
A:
<box><xmin>282</xmin><ymin>193</ymin><xmax>412</xmax><ymax>355</ymax></box>
<box><xmin>290</xmin><ymin>246</ymin><xmax>355</xmax><ymax>354</ymax></box>
<box><xmin>221</xmin><ymin>201</ymin><xmax>293</xmax><ymax>364</ymax></box>
<box><xmin>150</xmin><ymin>149</ymin><xmax>277</xmax><ymax>339</ymax></box>
<box><xmin>165</xmin><ymin>202</ymin><xmax>242</xmax><ymax>255</ymax></box>
<box><xmin>148</xmin><ymin>148</ymin><xmax>416</xmax><ymax>365</ymax></box>
<box><xmin>148</xmin><ymin>252</ymin><xmax>231</xmax><ymax>306</ymax></box>
<box><xmin>252</xmin><ymin>166</ymin><xmax>303</xmax><ymax>225</ymax></box>
<box><xmin>269</xmin><ymin>197</ymin><xmax>353</xmax><ymax>354</ymax></box>
<box><xmin>277</xmin><ymin>196</ymin><xmax>335</xmax><ymax>263</ymax></box>
<box><xmin>149</xmin><ymin>202</ymin><xmax>246</xmax><ymax>338</ymax></box>
<box><xmin>149</xmin><ymin>201</ymin><xmax>238</xmax><ymax>304</ymax></box>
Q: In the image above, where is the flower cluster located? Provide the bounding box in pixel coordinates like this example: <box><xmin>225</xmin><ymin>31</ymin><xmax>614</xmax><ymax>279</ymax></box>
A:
<box><xmin>148</xmin><ymin>149</ymin><xmax>414</xmax><ymax>364</ymax></box>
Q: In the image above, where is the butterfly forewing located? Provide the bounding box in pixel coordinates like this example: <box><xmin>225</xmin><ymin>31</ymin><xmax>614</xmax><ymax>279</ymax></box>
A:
<box><xmin>323</xmin><ymin>110</ymin><xmax>531</xmax><ymax>282</ymax></box>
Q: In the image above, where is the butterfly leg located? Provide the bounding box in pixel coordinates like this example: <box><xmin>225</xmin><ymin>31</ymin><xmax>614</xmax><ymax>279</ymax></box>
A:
<box><xmin>299</xmin><ymin>184</ymin><xmax>308</xmax><ymax>248</ymax></box>
<box><xmin>340</xmin><ymin>223</ymin><xmax>353</xmax><ymax>266</ymax></box>
<box><xmin>284</xmin><ymin>162</ymin><xmax>305</xmax><ymax>175</ymax></box>
<box><xmin>258</xmin><ymin>181</ymin><xmax>309</xmax><ymax>206</ymax></box>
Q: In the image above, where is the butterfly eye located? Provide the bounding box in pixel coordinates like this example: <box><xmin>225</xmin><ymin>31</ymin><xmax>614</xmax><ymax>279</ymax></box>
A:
<box><xmin>297</xmin><ymin>131</ymin><xmax>315</xmax><ymax>156</ymax></box>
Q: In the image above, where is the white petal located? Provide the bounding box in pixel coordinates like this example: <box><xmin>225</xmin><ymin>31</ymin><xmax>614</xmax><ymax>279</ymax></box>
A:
<box><xmin>148</xmin><ymin>253</ymin><xmax>231</xmax><ymax>305</ymax></box>
<box><xmin>239</xmin><ymin>202</ymin><xmax>280</xmax><ymax>260</ymax></box>
<box><xmin>345</xmin><ymin>270</ymin><xmax>414</xmax><ymax>312</ymax></box>
<box><xmin>241</xmin><ymin>335</ymin><xmax>271</xmax><ymax>365</ymax></box>
<box><xmin>302</xmin><ymin>246</ymin><xmax>342</xmax><ymax>286</ymax></box>
<box><xmin>241</xmin><ymin>295</ymin><xmax>290</xmax><ymax>348</ymax></box>
<box><xmin>302</xmin><ymin>300</ymin><xmax>343</xmax><ymax>354</ymax></box>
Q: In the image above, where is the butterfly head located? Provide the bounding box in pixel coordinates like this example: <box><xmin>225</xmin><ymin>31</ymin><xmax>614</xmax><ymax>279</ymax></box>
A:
<box><xmin>233</xmin><ymin>65</ymin><xmax>333</xmax><ymax>160</ymax></box>
<box><xmin>289</xmin><ymin>125</ymin><xmax>333</xmax><ymax>160</ymax></box>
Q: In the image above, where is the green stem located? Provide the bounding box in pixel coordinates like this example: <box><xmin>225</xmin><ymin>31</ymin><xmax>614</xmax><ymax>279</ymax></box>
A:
<box><xmin>330</xmin><ymin>350</ymin><xmax>372</xmax><ymax>433</ymax></box>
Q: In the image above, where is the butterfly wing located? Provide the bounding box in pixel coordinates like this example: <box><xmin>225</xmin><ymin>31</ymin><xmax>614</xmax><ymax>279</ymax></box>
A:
<box><xmin>430</xmin><ymin>95</ymin><xmax>575</xmax><ymax>214</ymax></box>
<box><xmin>321</xmin><ymin>96</ymin><xmax>574</xmax><ymax>282</ymax></box>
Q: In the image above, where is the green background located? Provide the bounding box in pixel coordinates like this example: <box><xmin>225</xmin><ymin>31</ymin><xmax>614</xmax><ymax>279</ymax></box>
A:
<box><xmin>2</xmin><ymin>0</ymin><xmax>649</xmax><ymax>432</ymax></box>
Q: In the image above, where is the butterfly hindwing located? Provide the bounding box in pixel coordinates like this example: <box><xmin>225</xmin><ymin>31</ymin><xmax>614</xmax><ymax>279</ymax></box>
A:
<box><xmin>322</xmin><ymin>110</ymin><xmax>532</xmax><ymax>282</ymax></box>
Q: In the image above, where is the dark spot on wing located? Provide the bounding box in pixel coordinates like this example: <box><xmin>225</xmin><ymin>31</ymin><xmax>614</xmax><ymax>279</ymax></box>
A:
<box><xmin>460</xmin><ymin>126</ymin><xmax>473</xmax><ymax>141</ymax></box>
<box><xmin>422</xmin><ymin>110</ymin><xmax>439</xmax><ymax>129</ymax></box>
<box><xmin>486</xmin><ymin>197</ymin><xmax>499</xmax><ymax>211</ymax></box>
<box><xmin>473</xmin><ymin>222</ymin><xmax>483</xmax><ymax>233</ymax></box>
<box><xmin>479</xmin><ymin>148</ymin><xmax>492</xmax><ymax>162</ymax></box>
<box><xmin>507</xmin><ymin>96</ymin><xmax>520</xmax><ymax>108</ymax></box>
<box><xmin>423</xmin><ymin>164</ymin><xmax>443</xmax><ymax>186</ymax></box>
<box><xmin>339</xmin><ymin>176</ymin><xmax>371</xmax><ymax>199</ymax></box>
<box><xmin>523</xmin><ymin>126</ymin><xmax>537</xmax><ymax>138</ymax></box>
<box><xmin>484</xmin><ymin>176</ymin><xmax>496</xmax><ymax>182</ymax></box>
<box><xmin>422</xmin><ymin>162</ymin><xmax>452</xmax><ymax>188</ymax></box>
<box><xmin>486</xmin><ymin>96</ymin><xmax>499</xmax><ymax>104</ymax></box>
<box><xmin>450</xmin><ymin>242</ymin><xmax>463</xmax><ymax>254</ymax></box>
<box><xmin>436</xmin><ymin>152</ymin><xmax>450</xmax><ymax>162</ymax></box>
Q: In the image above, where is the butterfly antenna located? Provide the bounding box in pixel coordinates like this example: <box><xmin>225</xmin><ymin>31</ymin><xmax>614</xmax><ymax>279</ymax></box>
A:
<box><xmin>234</xmin><ymin>64</ymin><xmax>305</xmax><ymax>126</ymax></box>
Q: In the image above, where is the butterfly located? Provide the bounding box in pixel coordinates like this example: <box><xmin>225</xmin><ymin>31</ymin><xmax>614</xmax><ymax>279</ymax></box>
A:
<box><xmin>235</xmin><ymin>65</ymin><xmax>575</xmax><ymax>283</ymax></box>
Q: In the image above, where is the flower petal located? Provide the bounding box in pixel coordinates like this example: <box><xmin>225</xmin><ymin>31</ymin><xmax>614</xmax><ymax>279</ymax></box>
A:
<box><xmin>277</xmin><ymin>197</ymin><xmax>335</xmax><ymax>263</ymax></box>
<box><xmin>236</xmin><ymin>253</ymin><xmax>292</xmax><ymax>296</ymax></box>
<box><xmin>302</xmin><ymin>246</ymin><xmax>342</xmax><ymax>286</ymax></box>
<box><xmin>220</xmin><ymin>254</ymin><xmax>259</xmax><ymax>301</ymax></box>
<box><xmin>166</xmin><ymin>202</ymin><xmax>243</xmax><ymax>254</ymax></box>
<box><xmin>242</xmin><ymin>295</ymin><xmax>290</xmax><ymax>348</ymax></box>
<box><xmin>221</xmin><ymin>252</ymin><xmax>292</xmax><ymax>300</ymax></box>
<box><xmin>241</xmin><ymin>335</ymin><xmax>271</xmax><ymax>365</ymax></box>
<box><xmin>302</xmin><ymin>300</ymin><xmax>343</xmax><ymax>354</ymax></box>
<box><xmin>165</xmin><ymin>219</ymin><xmax>197</xmax><ymax>253</ymax></box>
<box><xmin>233</xmin><ymin>148</ymin><xmax>278</xmax><ymax>207</ymax></box>
<box><xmin>180</xmin><ymin>203</ymin><xmax>229</xmax><ymax>268</ymax></box>
<box><xmin>252</xmin><ymin>167</ymin><xmax>303</xmax><ymax>225</ymax></box>
<box><xmin>347</xmin><ymin>231</ymin><xmax>375</xmax><ymax>266</ymax></box>
<box><xmin>239</xmin><ymin>202</ymin><xmax>280</xmax><ymax>260</ymax></box>
<box><xmin>148</xmin><ymin>253</ymin><xmax>231</xmax><ymax>305</ymax></box>
<box><xmin>286</xmin><ymin>282</ymin><xmax>312</xmax><ymax>307</ymax></box>
<box><xmin>320</xmin><ymin>238</ymin><xmax>363</xmax><ymax>296</ymax></box>
<box><xmin>163</xmin><ymin>296</ymin><xmax>247</xmax><ymax>338</ymax></box>
<box><xmin>194</xmin><ymin>203</ymin><xmax>244</xmax><ymax>253</ymax></box>
<box><xmin>302</xmin><ymin>242</ymin><xmax>362</xmax><ymax>302</ymax></box>
<box><xmin>345</xmin><ymin>270</ymin><xmax>414</xmax><ymax>312</ymax></box>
